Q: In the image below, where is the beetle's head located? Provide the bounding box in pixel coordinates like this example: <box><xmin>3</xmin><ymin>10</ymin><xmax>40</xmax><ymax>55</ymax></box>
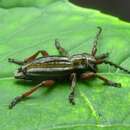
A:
<box><xmin>14</xmin><ymin>67</ymin><xmax>26</xmax><ymax>79</ymax></box>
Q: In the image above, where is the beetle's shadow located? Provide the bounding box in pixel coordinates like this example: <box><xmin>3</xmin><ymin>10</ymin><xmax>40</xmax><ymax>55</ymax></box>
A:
<box><xmin>81</xmin><ymin>79</ymin><xmax>95</xmax><ymax>87</ymax></box>
<box><xmin>42</xmin><ymin>80</ymin><xmax>69</xmax><ymax>95</ymax></box>
<box><xmin>15</xmin><ymin>80</ymin><xmax>40</xmax><ymax>88</ymax></box>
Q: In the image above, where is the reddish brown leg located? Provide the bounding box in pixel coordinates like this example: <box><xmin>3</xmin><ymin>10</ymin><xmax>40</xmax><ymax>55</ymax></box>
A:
<box><xmin>55</xmin><ymin>39</ymin><xmax>69</xmax><ymax>56</ymax></box>
<box><xmin>91</xmin><ymin>27</ymin><xmax>102</xmax><ymax>56</ymax></box>
<box><xmin>80</xmin><ymin>72</ymin><xmax>121</xmax><ymax>87</ymax></box>
<box><xmin>9</xmin><ymin>80</ymin><xmax>55</xmax><ymax>109</ymax></box>
<box><xmin>8</xmin><ymin>50</ymin><xmax>49</xmax><ymax>65</ymax></box>
<box><xmin>24</xmin><ymin>50</ymin><xmax>49</xmax><ymax>63</ymax></box>
<box><xmin>69</xmin><ymin>73</ymin><xmax>76</xmax><ymax>105</ymax></box>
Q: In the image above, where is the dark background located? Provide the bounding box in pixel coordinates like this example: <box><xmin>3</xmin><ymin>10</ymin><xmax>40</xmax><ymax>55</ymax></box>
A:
<box><xmin>70</xmin><ymin>0</ymin><xmax>130</xmax><ymax>22</ymax></box>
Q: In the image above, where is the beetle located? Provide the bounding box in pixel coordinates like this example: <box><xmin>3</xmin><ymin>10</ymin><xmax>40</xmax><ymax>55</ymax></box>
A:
<box><xmin>8</xmin><ymin>27</ymin><xmax>130</xmax><ymax>109</ymax></box>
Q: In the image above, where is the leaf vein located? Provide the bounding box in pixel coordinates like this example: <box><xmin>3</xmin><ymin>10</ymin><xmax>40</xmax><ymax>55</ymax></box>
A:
<box><xmin>79</xmin><ymin>91</ymin><xmax>100</xmax><ymax>124</ymax></box>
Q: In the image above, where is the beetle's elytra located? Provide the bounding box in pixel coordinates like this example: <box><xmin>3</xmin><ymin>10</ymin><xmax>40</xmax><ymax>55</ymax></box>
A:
<box><xmin>8</xmin><ymin>27</ymin><xmax>130</xmax><ymax>109</ymax></box>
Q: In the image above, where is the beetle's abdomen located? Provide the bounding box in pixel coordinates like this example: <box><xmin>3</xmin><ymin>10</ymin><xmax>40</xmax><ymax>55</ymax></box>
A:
<box><xmin>25</xmin><ymin>57</ymin><xmax>74</xmax><ymax>80</ymax></box>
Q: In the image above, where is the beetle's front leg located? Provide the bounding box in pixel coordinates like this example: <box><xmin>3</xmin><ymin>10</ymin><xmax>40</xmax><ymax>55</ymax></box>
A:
<box><xmin>80</xmin><ymin>72</ymin><xmax>121</xmax><ymax>87</ymax></box>
<box><xmin>9</xmin><ymin>80</ymin><xmax>55</xmax><ymax>109</ymax></box>
<box><xmin>55</xmin><ymin>39</ymin><xmax>69</xmax><ymax>57</ymax></box>
<box><xmin>69</xmin><ymin>73</ymin><xmax>77</xmax><ymax>105</ymax></box>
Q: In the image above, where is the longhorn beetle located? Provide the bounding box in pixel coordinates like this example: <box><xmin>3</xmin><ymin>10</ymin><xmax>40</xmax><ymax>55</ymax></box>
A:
<box><xmin>8</xmin><ymin>27</ymin><xmax>130</xmax><ymax>109</ymax></box>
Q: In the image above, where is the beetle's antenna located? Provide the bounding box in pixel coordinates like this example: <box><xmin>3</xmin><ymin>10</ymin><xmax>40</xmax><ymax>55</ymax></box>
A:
<box><xmin>95</xmin><ymin>53</ymin><xmax>109</xmax><ymax>60</ymax></box>
<box><xmin>104</xmin><ymin>60</ymin><xmax>130</xmax><ymax>74</ymax></box>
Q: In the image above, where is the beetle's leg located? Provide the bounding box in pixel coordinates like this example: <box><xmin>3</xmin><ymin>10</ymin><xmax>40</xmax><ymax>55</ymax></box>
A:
<box><xmin>8</xmin><ymin>58</ymin><xmax>25</xmax><ymax>65</ymax></box>
<box><xmin>91</xmin><ymin>27</ymin><xmax>102</xmax><ymax>56</ymax></box>
<box><xmin>9</xmin><ymin>80</ymin><xmax>55</xmax><ymax>109</ymax></box>
<box><xmin>8</xmin><ymin>50</ymin><xmax>49</xmax><ymax>65</ymax></box>
<box><xmin>80</xmin><ymin>72</ymin><xmax>121</xmax><ymax>87</ymax></box>
<box><xmin>24</xmin><ymin>50</ymin><xmax>49</xmax><ymax>63</ymax></box>
<box><xmin>69</xmin><ymin>73</ymin><xmax>76</xmax><ymax>105</ymax></box>
<box><xmin>55</xmin><ymin>39</ymin><xmax>69</xmax><ymax>56</ymax></box>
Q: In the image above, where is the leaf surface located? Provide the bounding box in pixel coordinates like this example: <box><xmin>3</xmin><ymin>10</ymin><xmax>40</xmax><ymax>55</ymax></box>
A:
<box><xmin>0</xmin><ymin>0</ymin><xmax>130</xmax><ymax>130</ymax></box>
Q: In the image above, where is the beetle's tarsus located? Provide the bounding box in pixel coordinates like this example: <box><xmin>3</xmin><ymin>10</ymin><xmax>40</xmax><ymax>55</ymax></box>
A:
<box><xmin>106</xmin><ymin>81</ymin><xmax>121</xmax><ymax>88</ymax></box>
<box><xmin>8</xmin><ymin>58</ymin><xmax>14</xmax><ymax>63</ymax></box>
<box><xmin>9</xmin><ymin>96</ymin><xmax>23</xmax><ymax>109</ymax></box>
<box><xmin>69</xmin><ymin>92</ymin><xmax>75</xmax><ymax>105</ymax></box>
<box><xmin>97</xmin><ymin>26</ymin><xmax>102</xmax><ymax>34</ymax></box>
<box><xmin>8</xmin><ymin>58</ymin><xmax>24</xmax><ymax>65</ymax></box>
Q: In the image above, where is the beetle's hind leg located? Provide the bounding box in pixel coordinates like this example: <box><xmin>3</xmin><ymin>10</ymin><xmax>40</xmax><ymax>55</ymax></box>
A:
<box><xmin>9</xmin><ymin>80</ymin><xmax>55</xmax><ymax>109</ymax></box>
<box><xmin>8</xmin><ymin>58</ymin><xmax>25</xmax><ymax>65</ymax></box>
<box><xmin>8</xmin><ymin>50</ymin><xmax>49</xmax><ymax>65</ymax></box>
<box><xmin>91</xmin><ymin>27</ymin><xmax>102</xmax><ymax>56</ymax></box>
<box><xmin>69</xmin><ymin>73</ymin><xmax>77</xmax><ymax>105</ymax></box>
<box><xmin>24</xmin><ymin>50</ymin><xmax>49</xmax><ymax>63</ymax></box>
<box><xmin>55</xmin><ymin>39</ymin><xmax>69</xmax><ymax>56</ymax></box>
<box><xmin>80</xmin><ymin>72</ymin><xmax>121</xmax><ymax>87</ymax></box>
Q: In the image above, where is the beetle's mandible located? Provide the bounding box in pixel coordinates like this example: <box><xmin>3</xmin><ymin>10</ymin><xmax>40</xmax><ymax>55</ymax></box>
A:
<box><xmin>8</xmin><ymin>27</ymin><xmax>130</xmax><ymax>109</ymax></box>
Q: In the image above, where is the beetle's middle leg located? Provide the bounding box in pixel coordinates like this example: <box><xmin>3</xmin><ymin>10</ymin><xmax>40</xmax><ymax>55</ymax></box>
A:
<box><xmin>9</xmin><ymin>80</ymin><xmax>55</xmax><ymax>109</ymax></box>
<box><xmin>69</xmin><ymin>73</ymin><xmax>77</xmax><ymax>105</ymax></box>
<box><xmin>55</xmin><ymin>39</ymin><xmax>69</xmax><ymax>56</ymax></box>
<box><xmin>8</xmin><ymin>50</ymin><xmax>49</xmax><ymax>65</ymax></box>
<box><xmin>80</xmin><ymin>72</ymin><xmax>121</xmax><ymax>87</ymax></box>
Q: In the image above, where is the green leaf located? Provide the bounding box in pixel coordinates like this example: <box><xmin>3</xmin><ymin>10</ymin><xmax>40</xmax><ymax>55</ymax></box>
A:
<box><xmin>0</xmin><ymin>0</ymin><xmax>130</xmax><ymax>130</ymax></box>
<box><xmin>0</xmin><ymin>0</ymin><xmax>58</xmax><ymax>8</ymax></box>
